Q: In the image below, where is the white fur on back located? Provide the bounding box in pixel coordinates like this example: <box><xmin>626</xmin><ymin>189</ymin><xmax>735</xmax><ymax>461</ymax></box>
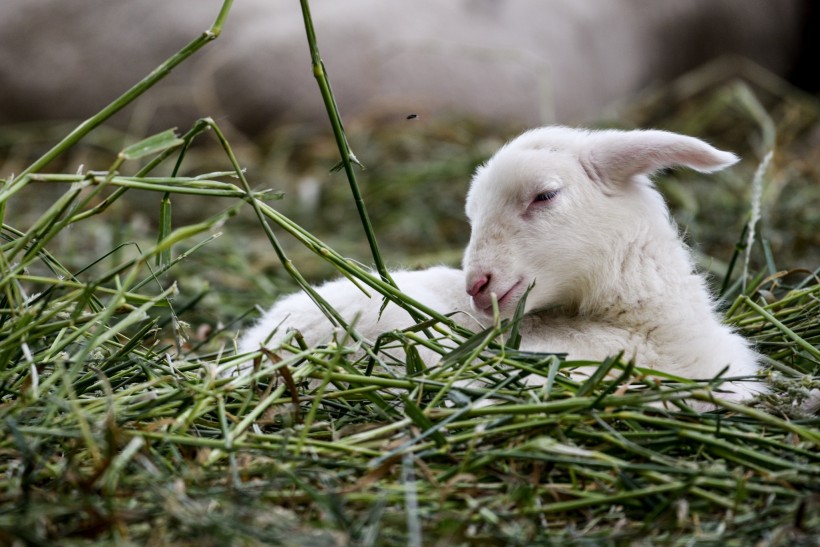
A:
<box><xmin>238</xmin><ymin>266</ymin><xmax>469</xmax><ymax>356</ymax></box>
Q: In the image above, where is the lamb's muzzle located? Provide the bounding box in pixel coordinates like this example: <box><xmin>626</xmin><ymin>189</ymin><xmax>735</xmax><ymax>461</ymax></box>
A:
<box><xmin>466</xmin><ymin>273</ymin><xmax>525</xmax><ymax>315</ymax></box>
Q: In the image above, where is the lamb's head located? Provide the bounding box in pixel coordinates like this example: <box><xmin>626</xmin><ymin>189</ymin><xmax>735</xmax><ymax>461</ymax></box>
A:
<box><xmin>462</xmin><ymin>126</ymin><xmax>738</xmax><ymax>318</ymax></box>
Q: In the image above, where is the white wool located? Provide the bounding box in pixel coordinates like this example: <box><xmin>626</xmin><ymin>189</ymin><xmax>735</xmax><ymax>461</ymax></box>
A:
<box><xmin>238</xmin><ymin>126</ymin><xmax>764</xmax><ymax>403</ymax></box>
<box><xmin>237</xmin><ymin>267</ymin><xmax>469</xmax><ymax>363</ymax></box>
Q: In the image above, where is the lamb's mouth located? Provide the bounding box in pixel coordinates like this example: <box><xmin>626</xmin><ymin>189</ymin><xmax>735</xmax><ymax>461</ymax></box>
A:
<box><xmin>480</xmin><ymin>280</ymin><xmax>523</xmax><ymax>315</ymax></box>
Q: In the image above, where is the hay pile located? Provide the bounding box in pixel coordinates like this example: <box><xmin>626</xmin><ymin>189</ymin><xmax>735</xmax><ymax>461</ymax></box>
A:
<box><xmin>1</xmin><ymin>1</ymin><xmax>818</xmax><ymax>544</ymax></box>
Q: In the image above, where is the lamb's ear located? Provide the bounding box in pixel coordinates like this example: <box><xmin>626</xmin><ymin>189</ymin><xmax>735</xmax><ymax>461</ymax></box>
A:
<box><xmin>586</xmin><ymin>129</ymin><xmax>739</xmax><ymax>182</ymax></box>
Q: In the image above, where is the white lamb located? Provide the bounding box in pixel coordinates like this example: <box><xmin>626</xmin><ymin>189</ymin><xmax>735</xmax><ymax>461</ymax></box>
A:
<box><xmin>237</xmin><ymin>126</ymin><xmax>764</xmax><ymax>402</ymax></box>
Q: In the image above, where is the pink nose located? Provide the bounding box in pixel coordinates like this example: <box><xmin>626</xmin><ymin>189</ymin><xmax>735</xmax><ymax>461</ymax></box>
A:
<box><xmin>467</xmin><ymin>274</ymin><xmax>490</xmax><ymax>297</ymax></box>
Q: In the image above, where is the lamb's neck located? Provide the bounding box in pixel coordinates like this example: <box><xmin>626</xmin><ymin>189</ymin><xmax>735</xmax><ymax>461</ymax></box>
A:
<box><xmin>580</xmin><ymin>220</ymin><xmax>716</xmax><ymax>322</ymax></box>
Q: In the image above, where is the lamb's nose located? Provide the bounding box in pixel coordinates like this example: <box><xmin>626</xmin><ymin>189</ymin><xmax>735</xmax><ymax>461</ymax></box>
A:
<box><xmin>467</xmin><ymin>274</ymin><xmax>490</xmax><ymax>297</ymax></box>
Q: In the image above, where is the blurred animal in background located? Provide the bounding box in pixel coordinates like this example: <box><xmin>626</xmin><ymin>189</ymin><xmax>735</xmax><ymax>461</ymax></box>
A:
<box><xmin>0</xmin><ymin>0</ymin><xmax>812</xmax><ymax>135</ymax></box>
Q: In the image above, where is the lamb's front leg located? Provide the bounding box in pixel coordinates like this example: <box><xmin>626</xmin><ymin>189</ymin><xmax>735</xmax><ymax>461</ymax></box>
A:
<box><xmin>515</xmin><ymin>317</ymin><xmax>764</xmax><ymax>409</ymax></box>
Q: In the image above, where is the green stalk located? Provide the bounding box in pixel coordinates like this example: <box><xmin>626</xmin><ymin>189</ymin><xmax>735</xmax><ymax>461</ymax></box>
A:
<box><xmin>692</xmin><ymin>391</ymin><xmax>820</xmax><ymax>446</ymax></box>
<box><xmin>252</xmin><ymin>199</ymin><xmax>459</xmax><ymax>328</ymax></box>
<box><xmin>529</xmin><ymin>482</ymin><xmax>684</xmax><ymax>514</ymax></box>
<box><xmin>16</xmin><ymin>0</ymin><xmax>234</xmax><ymax>179</ymax></box>
<box><xmin>204</xmin><ymin>119</ymin><xmax>403</xmax><ymax>412</ymax></box>
<box><xmin>740</xmin><ymin>295</ymin><xmax>820</xmax><ymax>360</ymax></box>
<box><xmin>298</xmin><ymin>0</ymin><xmax>394</xmax><ymax>287</ymax></box>
<box><xmin>67</xmin><ymin>120</ymin><xmax>217</xmax><ymax>223</ymax></box>
<box><xmin>206</xmin><ymin>120</ymin><xmax>343</xmax><ymax>326</ymax></box>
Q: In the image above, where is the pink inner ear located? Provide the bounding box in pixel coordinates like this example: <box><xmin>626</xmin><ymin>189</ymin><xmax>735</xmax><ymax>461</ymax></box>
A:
<box><xmin>591</xmin><ymin>130</ymin><xmax>739</xmax><ymax>180</ymax></box>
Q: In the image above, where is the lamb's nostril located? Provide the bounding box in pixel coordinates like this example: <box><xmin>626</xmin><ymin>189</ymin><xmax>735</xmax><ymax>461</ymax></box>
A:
<box><xmin>467</xmin><ymin>274</ymin><xmax>490</xmax><ymax>297</ymax></box>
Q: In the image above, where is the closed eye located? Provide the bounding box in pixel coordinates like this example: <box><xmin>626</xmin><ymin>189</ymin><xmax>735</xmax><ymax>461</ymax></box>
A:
<box><xmin>533</xmin><ymin>189</ymin><xmax>560</xmax><ymax>203</ymax></box>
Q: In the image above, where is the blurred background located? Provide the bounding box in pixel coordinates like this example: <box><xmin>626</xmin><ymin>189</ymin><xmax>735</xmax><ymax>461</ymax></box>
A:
<box><xmin>1</xmin><ymin>0</ymin><xmax>818</xmax><ymax>330</ymax></box>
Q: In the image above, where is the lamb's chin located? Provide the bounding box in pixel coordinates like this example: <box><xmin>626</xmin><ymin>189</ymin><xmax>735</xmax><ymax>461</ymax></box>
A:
<box><xmin>473</xmin><ymin>303</ymin><xmax>521</xmax><ymax>322</ymax></box>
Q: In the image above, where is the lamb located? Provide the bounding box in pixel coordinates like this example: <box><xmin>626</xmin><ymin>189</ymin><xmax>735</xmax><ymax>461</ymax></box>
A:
<box><xmin>237</xmin><ymin>126</ymin><xmax>764</xmax><ymax>403</ymax></box>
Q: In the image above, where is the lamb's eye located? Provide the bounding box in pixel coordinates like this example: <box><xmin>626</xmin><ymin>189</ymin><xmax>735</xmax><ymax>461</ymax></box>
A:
<box><xmin>534</xmin><ymin>189</ymin><xmax>559</xmax><ymax>203</ymax></box>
